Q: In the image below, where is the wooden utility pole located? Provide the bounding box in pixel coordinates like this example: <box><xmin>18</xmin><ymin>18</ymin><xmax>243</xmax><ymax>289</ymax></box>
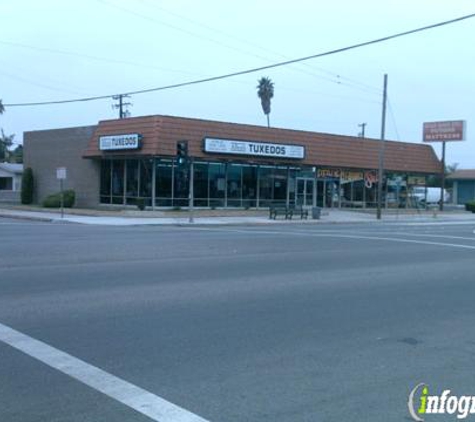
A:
<box><xmin>377</xmin><ymin>74</ymin><xmax>388</xmax><ymax>220</ymax></box>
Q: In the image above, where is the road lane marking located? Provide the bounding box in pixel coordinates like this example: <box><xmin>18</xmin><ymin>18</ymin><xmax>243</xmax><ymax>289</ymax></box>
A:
<box><xmin>291</xmin><ymin>229</ymin><xmax>475</xmax><ymax>242</ymax></box>
<box><xmin>0</xmin><ymin>322</ymin><xmax>210</xmax><ymax>422</ymax></box>
<box><xmin>193</xmin><ymin>227</ymin><xmax>475</xmax><ymax>250</ymax></box>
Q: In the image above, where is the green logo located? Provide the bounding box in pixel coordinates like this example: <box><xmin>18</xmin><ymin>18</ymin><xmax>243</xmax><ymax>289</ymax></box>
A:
<box><xmin>408</xmin><ymin>383</ymin><xmax>475</xmax><ymax>420</ymax></box>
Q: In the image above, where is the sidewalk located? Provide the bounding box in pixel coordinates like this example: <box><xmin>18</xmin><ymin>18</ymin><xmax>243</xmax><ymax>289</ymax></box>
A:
<box><xmin>1</xmin><ymin>206</ymin><xmax>474</xmax><ymax>226</ymax></box>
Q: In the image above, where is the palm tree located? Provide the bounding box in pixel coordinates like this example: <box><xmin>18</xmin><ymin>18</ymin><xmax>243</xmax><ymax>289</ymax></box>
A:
<box><xmin>257</xmin><ymin>77</ymin><xmax>274</xmax><ymax>127</ymax></box>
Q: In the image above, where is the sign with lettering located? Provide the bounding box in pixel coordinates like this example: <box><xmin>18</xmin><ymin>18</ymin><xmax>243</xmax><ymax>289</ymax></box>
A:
<box><xmin>99</xmin><ymin>134</ymin><xmax>142</xmax><ymax>151</ymax></box>
<box><xmin>203</xmin><ymin>138</ymin><xmax>305</xmax><ymax>159</ymax></box>
<box><xmin>317</xmin><ymin>168</ymin><xmax>341</xmax><ymax>179</ymax></box>
<box><xmin>423</xmin><ymin>121</ymin><xmax>466</xmax><ymax>142</ymax></box>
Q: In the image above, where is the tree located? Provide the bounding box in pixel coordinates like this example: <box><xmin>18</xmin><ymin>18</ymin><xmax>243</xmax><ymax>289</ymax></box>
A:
<box><xmin>257</xmin><ymin>77</ymin><xmax>274</xmax><ymax>128</ymax></box>
<box><xmin>11</xmin><ymin>144</ymin><xmax>23</xmax><ymax>164</ymax></box>
<box><xmin>0</xmin><ymin>99</ymin><xmax>4</xmax><ymax>114</ymax></box>
<box><xmin>0</xmin><ymin>129</ymin><xmax>14</xmax><ymax>162</ymax></box>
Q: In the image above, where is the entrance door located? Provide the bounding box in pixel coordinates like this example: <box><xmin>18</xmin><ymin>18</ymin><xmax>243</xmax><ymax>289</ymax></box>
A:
<box><xmin>296</xmin><ymin>178</ymin><xmax>314</xmax><ymax>206</ymax></box>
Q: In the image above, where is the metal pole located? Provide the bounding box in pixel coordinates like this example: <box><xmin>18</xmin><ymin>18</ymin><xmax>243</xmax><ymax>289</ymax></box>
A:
<box><xmin>60</xmin><ymin>178</ymin><xmax>64</xmax><ymax>219</ymax></box>
<box><xmin>377</xmin><ymin>74</ymin><xmax>388</xmax><ymax>220</ymax></box>
<box><xmin>439</xmin><ymin>141</ymin><xmax>446</xmax><ymax>211</ymax></box>
<box><xmin>189</xmin><ymin>160</ymin><xmax>194</xmax><ymax>223</ymax></box>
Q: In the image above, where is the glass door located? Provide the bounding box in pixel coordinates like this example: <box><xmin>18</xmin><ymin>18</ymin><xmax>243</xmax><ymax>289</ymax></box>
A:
<box><xmin>296</xmin><ymin>178</ymin><xmax>314</xmax><ymax>206</ymax></box>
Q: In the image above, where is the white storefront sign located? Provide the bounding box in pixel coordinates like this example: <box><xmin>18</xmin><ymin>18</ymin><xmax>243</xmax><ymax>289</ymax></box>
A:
<box><xmin>203</xmin><ymin>137</ymin><xmax>305</xmax><ymax>159</ymax></box>
<box><xmin>99</xmin><ymin>134</ymin><xmax>142</xmax><ymax>151</ymax></box>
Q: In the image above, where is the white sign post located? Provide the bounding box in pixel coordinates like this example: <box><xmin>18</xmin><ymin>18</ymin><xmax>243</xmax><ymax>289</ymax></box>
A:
<box><xmin>56</xmin><ymin>167</ymin><xmax>67</xmax><ymax>218</ymax></box>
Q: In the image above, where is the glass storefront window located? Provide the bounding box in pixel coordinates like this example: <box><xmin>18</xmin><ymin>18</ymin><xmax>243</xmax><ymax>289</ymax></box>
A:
<box><xmin>209</xmin><ymin>163</ymin><xmax>225</xmax><ymax>207</ymax></box>
<box><xmin>155</xmin><ymin>159</ymin><xmax>173</xmax><ymax>207</ymax></box>
<box><xmin>111</xmin><ymin>160</ymin><xmax>125</xmax><ymax>204</ymax></box>
<box><xmin>227</xmin><ymin>164</ymin><xmax>242</xmax><ymax>207</ymax></box>
<box><xmin>273</xmin><ymin>167</ymin><xmax>288</xmax><ymax>201</ymax></box>
<box><xmin>173</xmin><ymin>159</ymin><xmax>189</xmax><ymax>207</ymax></box>
<box><xmin>242</xmin><ymin>165</ymin><xmax>257</xmax><ymax>208</ymax></box>
<box><xmin>126</xmin><ymin>160</ymin><xmax>139</xmax><ymax>205</ymax></box>
<box><xmin>258</xmin><ymin>166</ymin><xmax>273</xmax><ymax>207</ymax></box>
<box><xmin>140</xmin><ymin>159</ymin><xmax>153</xmax><ymax>206</ymax></box>
<box><xmin>100</xmin><ymin>160</ymin><xmax>111</xmax><ymax>204</ymax></box>
<box><xmin>193</xmin><ymin>162</ymin><xmax>209</xmax><ymax>207</ymax></box>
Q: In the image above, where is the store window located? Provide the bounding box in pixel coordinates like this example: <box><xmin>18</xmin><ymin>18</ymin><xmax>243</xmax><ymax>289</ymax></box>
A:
<box><xmin>209</xmin><ymin>163</ymin><xmax>225</xmax><ymax>207</ymax></box>
<box><xmin>126</xmin><ymin>160</ymin><xmax>139</xmax><ymax>205</ymax></box>
<box><xmin>258</xmin><ymin>166</ymin><xmax>274</xmax><ymax>207</ymax></box>
<box><xmin>111</xmin><ymin>160</ymin><xmax>125</xmax><ymax>205</ymax></box>
<box><xmin>193</xmin><ymin>162</ymin><xmax>209</xmax><ymax>207</ymax></box>
<box><xmin>155</xmin><ymin>159</ymin><xmax>173</xmax><ymax>207</ymax></box>
<box><xmin>227</xmin><ymin>164</ymin><xmax>242</xmax><ymax>207</ymax></box>
<box><xmin>242</xmin><ymin>165</ymin><xmax>258</xmax><ymax>208</ymax></box>
<box><xmin>100</xmin><ymin>160</ymin><xmax>112</xmax><ymax>203</ymax></box>
<box><xmin>140</xmin><ymin>159</ymin><xmax>153</xmax><ymax>206</ymax></box>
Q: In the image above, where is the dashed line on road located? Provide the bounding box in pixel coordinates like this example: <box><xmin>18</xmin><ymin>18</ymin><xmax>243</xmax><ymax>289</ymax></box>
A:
<box><xmin>0</xmin><ymin>322</ymin><xmax>211</xmax><ymax>422</ymax></box>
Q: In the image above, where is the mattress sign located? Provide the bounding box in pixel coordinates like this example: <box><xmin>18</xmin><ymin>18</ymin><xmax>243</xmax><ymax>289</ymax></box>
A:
<box><xmin>203</xmin><ymin>137</ymin><xmax>305</xmax><ymax>159</ymax></box>
<box><xmin>99</xmin><ymin>134</ymin><xmax>142</xmax><ymax>151</ymax></box>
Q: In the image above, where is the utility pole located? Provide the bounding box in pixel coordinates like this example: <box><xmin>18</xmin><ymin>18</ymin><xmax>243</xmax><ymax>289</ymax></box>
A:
<box><xmin>112</xmin><ymin>94</ymin><xmax>132</xmax><ymax>119</ymax></box>
<box><xmin>439</xmin><ymin>142</ymin><xmax>446</xmax><ymax>211</ymax></box>
<box><xmin>376</xmin><ymin>74</ymin><xmax>388</xmax><ymax>220</ymax></box>
<box><xmin>358</xmin><ymin>123</ymin><xmax>367</xmax><ymax>138</ymax></box>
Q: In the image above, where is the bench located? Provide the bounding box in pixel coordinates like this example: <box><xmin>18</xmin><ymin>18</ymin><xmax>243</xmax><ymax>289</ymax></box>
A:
<box><xmin>292</xmin><ymin>204</ymin><xmax>309</xmax><ymax>219</ymax></box>
<box><xmin>269</xmin><ymin>203</ymin><xmax>293</xmax><ymax>219</ymax></box>
<box><xmin>269</xmin><ymin>203</ymin><xmax>309</xmax><ymax>220</ymax></box>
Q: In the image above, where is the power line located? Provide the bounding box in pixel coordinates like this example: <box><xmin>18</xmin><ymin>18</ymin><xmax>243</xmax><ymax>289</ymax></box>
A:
<box><xmin>4</xmin><ymin>12</ymin><xmax>475</xmax><ymax>108</ymax></box>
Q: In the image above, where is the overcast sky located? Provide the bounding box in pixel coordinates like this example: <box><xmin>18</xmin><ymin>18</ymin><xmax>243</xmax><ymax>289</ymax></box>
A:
<box><xmin>1</xmin><ymin>0</ymin><xmax>474</xmax><ymax>167</ymax></box>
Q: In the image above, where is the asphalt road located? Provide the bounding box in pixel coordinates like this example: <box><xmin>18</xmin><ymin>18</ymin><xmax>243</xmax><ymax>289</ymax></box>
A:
<box><xmin>1</xmin><ymin>218</ymin><xmax>475</xmax><ymax>421</ymax></box>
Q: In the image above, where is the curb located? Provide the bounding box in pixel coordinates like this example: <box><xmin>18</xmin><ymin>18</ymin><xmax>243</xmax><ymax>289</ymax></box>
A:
<box><xmin>0</xmin><ymin>213</ymin><xmax>55</xmax><ymax>223</ymax></box>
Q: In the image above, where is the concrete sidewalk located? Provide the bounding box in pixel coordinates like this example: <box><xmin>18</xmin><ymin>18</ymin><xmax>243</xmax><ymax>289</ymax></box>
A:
<box><xmin>1</xmin><ymin>207</ymin><xmax>475</xmax><ymax>226</ymax></box>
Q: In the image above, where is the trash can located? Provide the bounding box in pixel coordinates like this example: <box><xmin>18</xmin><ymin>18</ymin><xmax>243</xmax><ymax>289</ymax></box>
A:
<box><xmin>312</xmin><ymin>207</ymin><xmax>321</xmax><ymax>219</ymax></box>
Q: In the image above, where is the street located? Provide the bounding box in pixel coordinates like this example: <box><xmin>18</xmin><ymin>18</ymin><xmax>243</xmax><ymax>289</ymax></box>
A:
<box><xmin>1</xmin><ymin>219</ymin><xmax>475</xmax><ymax>421</ymax></box>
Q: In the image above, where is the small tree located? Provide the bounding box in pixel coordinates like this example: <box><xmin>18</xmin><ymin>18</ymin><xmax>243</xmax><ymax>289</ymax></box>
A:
<box><xmin>0</xmin><ymin>129</ymin><xmax>14</xmax><ymax>162</ymax></box>
<box><xmin>21</xmin><ymin>167</ymin><xmax>34</xmax><ymax>204</ymax></box>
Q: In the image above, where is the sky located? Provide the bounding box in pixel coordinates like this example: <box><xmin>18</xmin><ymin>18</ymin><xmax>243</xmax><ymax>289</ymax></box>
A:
<box><xmin>1</xmin><ymin>0</ymin><xmax>474</xmax><ymax>168</ymax></box>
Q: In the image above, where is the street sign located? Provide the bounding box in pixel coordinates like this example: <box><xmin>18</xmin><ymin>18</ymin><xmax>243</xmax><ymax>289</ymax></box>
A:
<box><xmin>56</xmin><ymin>167</ymin><xmax>67</xmax><ymax>180</ymax></box>
<box><xmin>422</xmin><ymin>120</ymin><xmax>466</xmax><ymax>142</ymax></box>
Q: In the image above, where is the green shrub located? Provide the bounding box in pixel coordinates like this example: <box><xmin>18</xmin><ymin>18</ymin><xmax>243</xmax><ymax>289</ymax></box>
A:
<box><xmin>21</xmin><ymin>167</ymin><xmax>34</xmax><ymax>204</ymax></box>
<box><xmin>43</xmin><ymin>189</ymin><xmax>75</xmax><ymax>208</ymax></box>
<box><xmin>465</xmin><ymin>201</ymin><xmax>475</xmax><ymax>213</ymax></box>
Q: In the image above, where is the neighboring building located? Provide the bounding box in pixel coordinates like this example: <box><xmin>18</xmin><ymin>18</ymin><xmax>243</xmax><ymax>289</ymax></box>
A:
<box><xmin>24</xmin><ymin>126</ymin><xmax>98</xmax><ymax>207</ymax></box>
<box><xmin>24</xmin><ymin>114</ymin><xmax>442</xmax><ymax>209</ymax></box>
<box><xmin>447</xmin><ymin>170</ymin><xmax>475</xmax><ymax>205</ymax></box>
<box><xmin>0</xmin><ymin>162</ymin><xmax>23</xmax><ymax>203</ymax></box>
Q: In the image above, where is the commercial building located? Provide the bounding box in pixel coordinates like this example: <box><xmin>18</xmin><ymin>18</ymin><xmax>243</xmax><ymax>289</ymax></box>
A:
<box><xmin>24</xmin><ymin>114</ymin><xmax>442</xmax><ymax>209</ymax></box>
<box><xmin>447</xmin><ymin>170</ymin><xmax>475</xmax><ymax>205</ymax></box>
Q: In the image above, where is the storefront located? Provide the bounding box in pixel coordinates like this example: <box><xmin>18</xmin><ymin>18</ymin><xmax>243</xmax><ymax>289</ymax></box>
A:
<box><xmin>24</xmin><ymin>114</ymin><xmax>442</xmax><ymax>209</ymax></box>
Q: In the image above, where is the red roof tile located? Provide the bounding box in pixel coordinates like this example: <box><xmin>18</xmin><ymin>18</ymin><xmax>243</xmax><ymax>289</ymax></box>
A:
<box><xmin>83</xmin><ymin>115</ymin><xmax>442</xmax><ymax>174</ymax></box>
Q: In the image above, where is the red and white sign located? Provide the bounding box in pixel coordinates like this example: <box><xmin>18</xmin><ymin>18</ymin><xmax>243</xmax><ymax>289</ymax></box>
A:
<box><xmin>423</xmin><ymin>120</ymin><xmax>466</xmax><ymax>142</ymax></box>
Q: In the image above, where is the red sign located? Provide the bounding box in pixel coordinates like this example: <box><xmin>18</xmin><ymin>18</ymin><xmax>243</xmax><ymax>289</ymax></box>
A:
<box><xmin>423</xmin><ymin>120</ymin><xmax>466</xmax><ymax>142</ymax></box>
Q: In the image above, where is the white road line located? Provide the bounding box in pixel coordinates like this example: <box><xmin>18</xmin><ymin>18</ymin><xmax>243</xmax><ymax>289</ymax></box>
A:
<box><xmin>194</xmin><ymin>227</ymin><xmax>475</xmax><ymax>250</ymax></box>
<box><xmin>291</xmin><ymin>229</ymin><xmax>475</xmax><ymax>242</ymax></box>
<box><xmin>0</xmin><ymin>322</ymin><xmax>210</xmax><ymax>422</ymax></box>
